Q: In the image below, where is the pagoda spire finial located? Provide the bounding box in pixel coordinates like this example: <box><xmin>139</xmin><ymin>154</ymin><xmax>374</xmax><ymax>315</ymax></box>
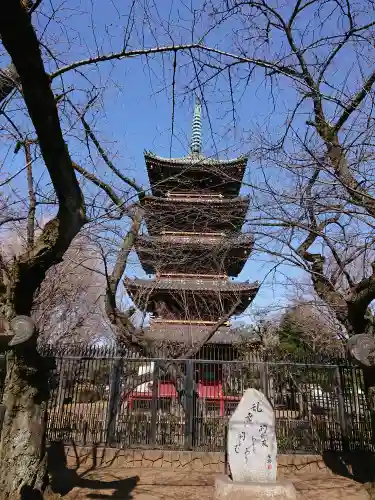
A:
<box><xmin>190</xmin><ymin>97</ymin><xmax>202</xmax><ymax>155</ymax></box>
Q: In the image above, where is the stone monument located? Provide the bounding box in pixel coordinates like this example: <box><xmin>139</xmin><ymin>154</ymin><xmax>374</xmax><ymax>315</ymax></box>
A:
<box><xmin>228</xmin><ymin>387</ymin><xmax>277</xmax><ymax>482</ymax></box>
<box><xmin>215</xmin><ymin>388</ymin><xmax>297</xmax><ymax>500</ymax></box>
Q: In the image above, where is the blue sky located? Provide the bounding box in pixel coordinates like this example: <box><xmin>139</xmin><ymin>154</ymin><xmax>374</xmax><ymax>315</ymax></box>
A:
<box><xmin>5</xmin><ymin>0</ymin><xmax>369</xmax><ymax>323</ymax></box>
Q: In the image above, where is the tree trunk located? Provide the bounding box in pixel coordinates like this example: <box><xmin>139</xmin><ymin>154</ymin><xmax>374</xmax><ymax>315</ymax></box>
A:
<box><xmin>0</xmin><ymin>345</ymin><xmax>51</xmax><ymax>499</ymax></box>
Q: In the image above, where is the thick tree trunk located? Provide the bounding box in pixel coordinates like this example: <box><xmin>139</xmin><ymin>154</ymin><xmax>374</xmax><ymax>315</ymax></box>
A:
<box><xmin>0</xmin><ymin>2</ymin><xmax>86</xmax><ymax>498</ymax></box>
<box><xmin>0</xmin><ymin>345</ymin><xmax>51</xmax><ymax>499</ymax></box>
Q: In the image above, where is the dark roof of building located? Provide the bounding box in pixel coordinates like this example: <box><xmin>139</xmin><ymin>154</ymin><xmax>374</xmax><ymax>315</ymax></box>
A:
<box><xmin>144</xmin><ymin>151</ymin><xmax>248</xmax><ymax>168</ymax></box>
<box><xmin>143</xmin><ymin>322</ymin><xmax>259</xmax><ymax>345</ymax></box>
<box><xmin>125</xmin><ymin>277</ymin><xmax>259</xmax><ymax>319</ymax></box>
<box><xmin>144</xmin><ymin>106</ymin><xmax>248</xmax><ymax>197</ymax></box>
<box><xmin>145</xmin><ymin>158</ymin><xmax>246</xmax><ymax>197</ymax></box>
<box><xmin>136</xmin><ymin>233</ymin><xmax>254</xmax><ymax>248</ymax></box>
<box><xmin>142</xmin><ymin>194</ymin><xmax>249</xmax><ymax>206</ymax></box>
<box><xmin>124</xmin><ymin>276</ymin><xmax>259</xmax><ymax>293</ymax></box>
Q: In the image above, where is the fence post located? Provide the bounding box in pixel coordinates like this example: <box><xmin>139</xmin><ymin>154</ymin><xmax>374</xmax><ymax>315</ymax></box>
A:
<box><xmin>150</xmin><ymin>362</ymin><xmax>158</xmax><ymax>448</ymax></box>
<box><xmin>335</xmin><ymin>366</ymin><xmax>348</xmax><ymax>450</ymax></box>
<box><xmin>261</xmin><ymin>362</ymin><xmax>269</xmax><ymax>399</ymax></box>
<box><xmin>56</xmin><ymin>358</ymin><xmax>66</xmax><ymax>417</ymax></box>
<box><xmin>351</xmin><ymin>367</ymin><xmax>361</xmax><ymax>419</ymax></box>
<box><xmin>184</xmin><ymin>360</ymin><xmax>194</xmax><ymax>450</ymax></box>
<box><xmin>224</xmin><ymin>424</ymin><xmax>229</xmax><ymax>476</ymax></box>
<box><xmin>106</xmin><ymin>357</ymin><xmax>123</xmax><ymax>446</ymax></box>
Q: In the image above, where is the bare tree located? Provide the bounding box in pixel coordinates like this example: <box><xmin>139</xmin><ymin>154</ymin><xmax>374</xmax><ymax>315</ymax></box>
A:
<box><xmin>34</xmin><ymin>232</ymin><xmax>112</xmax><ymax>345</ymax></box>
<box><xmin>277</xmin><ymin>299</ymin><xmax>345</xmax><ymax>355</ymax></box>
<box><xmin>0</xmin><ymin>2</ymin><xmax>87</xmax><ymax>494</ymax></box>
<box><xmin>179</xmin><ymin>1</ymin><xmax>375</xmax><ymax>323</ymax></box>
<box><xmin>1</xmin><ymin>225</ymin><xmax>109</xmax><ymax>345</ymax></box>
<box><xmin>0</xmin><ymin>1</ymin><xmax>229</xmax><ymax>496</ymax></box>
<box><xmin>170</xmin><ymin>0</ymin><xmax>375</xmax><ymax>423</ymax></box>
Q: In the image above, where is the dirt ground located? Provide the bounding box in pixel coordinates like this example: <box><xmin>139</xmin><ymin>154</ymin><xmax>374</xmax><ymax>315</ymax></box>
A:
<box><xmin>53</xmin><ymin>468</ymin><xmax>372</xmax><ymax>500</ymax></box>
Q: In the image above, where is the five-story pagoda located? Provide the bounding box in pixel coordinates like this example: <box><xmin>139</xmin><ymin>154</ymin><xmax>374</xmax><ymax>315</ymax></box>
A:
<box><xmin>125</xmin><ymin>100</ymin><xmax>259</xmax><ymax>347</ymax></box>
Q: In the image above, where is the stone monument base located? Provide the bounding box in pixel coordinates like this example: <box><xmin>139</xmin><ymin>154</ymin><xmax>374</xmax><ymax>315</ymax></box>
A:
<box><xmin>215</xmin><ymin>475</ymin><xmax>297</xmax><ymax>500</ymax></box>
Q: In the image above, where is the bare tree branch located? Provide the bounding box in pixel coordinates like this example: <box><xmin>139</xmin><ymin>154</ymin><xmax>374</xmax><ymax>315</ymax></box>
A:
<box><xmin>50</xmin><ymin>43</ymin><xmax>206</xmax><ymax>80</ymax></box>
<box><xmin>0</xmin><ymin>0</ymin><xmax>85</xmax><ymax>314</ymax></box>
<box><xmin>69</xmin><ymin>99</ymin><xmax>144</xmax><ymax>198</ymax></box>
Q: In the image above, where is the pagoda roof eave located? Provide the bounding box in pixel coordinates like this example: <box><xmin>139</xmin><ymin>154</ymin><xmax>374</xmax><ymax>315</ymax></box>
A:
<box><xmin>141</xmin><ymin>194</ymin><xmax>250</xmax><ymax>206</ymax></box>
<box><xmin>144</xmin><ymin>151</ymin><xmax>248</xmax><ymax>168</ymax></box>
<box><xmin>136</xmin><ymin>233</ymin><xmax>254</xmax><ymax>248</ymax></box>
<box><xmin>143</xmin><ymin>323</ymin><xmax>251</xmax><ymax>344</ymax></box>
<box><xmin>124</xmin><ymin>277</ymin><xmax>259</xmax><ymax>317</ymax></box>
<box><xmin>124</xmin><ymin>277</ymin><xmax>259</xmax><ymax>293</ymax></box>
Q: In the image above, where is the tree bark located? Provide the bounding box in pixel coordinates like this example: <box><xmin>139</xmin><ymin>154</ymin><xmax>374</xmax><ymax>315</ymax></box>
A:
<box><xmin>0</xmin><ymin>344</ymin><xmax>52</xmax><ymax>499</ymax></box>
<box><xmin>0</xmin><ymin>2</ymin><xmax>86</xmax><ymax>497</ymax></box>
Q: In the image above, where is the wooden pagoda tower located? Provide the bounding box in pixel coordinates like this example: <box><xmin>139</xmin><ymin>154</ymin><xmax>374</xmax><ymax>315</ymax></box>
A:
<box><xmin>125</xmin><ymin>100</ymin><xmax>259</xmax><ymax>352</ymax></box>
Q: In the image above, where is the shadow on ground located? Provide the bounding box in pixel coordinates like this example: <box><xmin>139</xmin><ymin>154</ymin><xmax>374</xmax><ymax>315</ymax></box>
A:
<box><xmin>323</xmin><ymin>450</ymin><xmax>375</xmax><ymax>484</ymax></box>
<box><xmin>48</xmin><ymin>441</ymin><xmax>139</xmax><ymax>499</ymax></box>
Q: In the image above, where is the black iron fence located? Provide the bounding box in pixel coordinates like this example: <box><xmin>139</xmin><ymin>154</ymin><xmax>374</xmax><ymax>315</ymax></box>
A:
<box><xmin>42</xmin><ymin>346</ymin><xmax>372</xmax><ymax>454</ymax></box>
